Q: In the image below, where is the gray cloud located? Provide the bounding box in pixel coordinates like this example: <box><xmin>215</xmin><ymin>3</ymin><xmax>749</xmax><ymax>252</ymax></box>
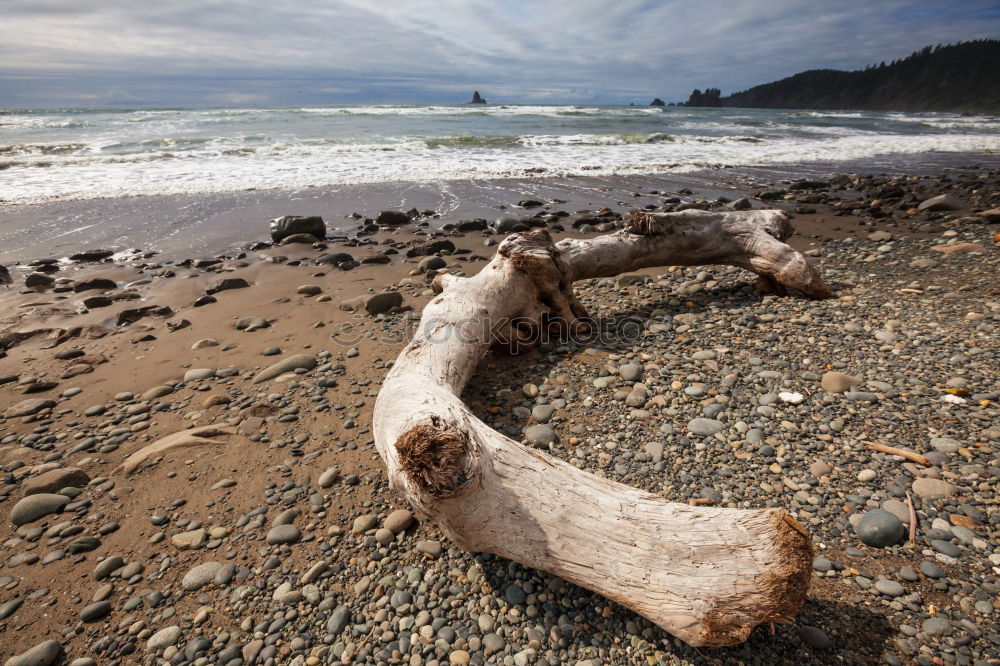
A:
<box><xmin>1</xmin><ymin>0</ymin><xmax>997</xmax><ymax>106</ymax></box>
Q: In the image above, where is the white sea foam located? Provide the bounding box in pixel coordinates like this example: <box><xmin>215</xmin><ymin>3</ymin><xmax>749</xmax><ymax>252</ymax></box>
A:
<box><xmin>1</xmin><ymin>105</ymin><xmax>998</xmax><ymax>203</ymax></box>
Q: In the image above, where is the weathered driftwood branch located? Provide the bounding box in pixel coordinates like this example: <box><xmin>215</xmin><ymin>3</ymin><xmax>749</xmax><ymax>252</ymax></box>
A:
<box><xmin>373</xmin><ymin>210</ymin><xmax>826</xmax><ymax>647</ymax></box>
<box><xmin>113</xmin><ymin>425</ymin><xmax>237</xmax><ymax>475</ymax></box>
<box><xmin>864</xmin><ymin>440</ymin><xmax>930</xmax><ymax>466</ymax></box>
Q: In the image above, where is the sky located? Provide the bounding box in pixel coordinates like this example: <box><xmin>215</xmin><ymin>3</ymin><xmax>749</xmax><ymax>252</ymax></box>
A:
<box><xmin>1</xmin><ymin>0</ymin><xmax>998</xmax><ymax>108</ymax></box>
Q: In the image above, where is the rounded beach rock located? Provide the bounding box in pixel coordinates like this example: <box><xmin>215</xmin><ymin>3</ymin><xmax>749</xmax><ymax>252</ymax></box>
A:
<box><xmin>4</xmin><ymin>639</ymin><xmax>62</xmax><ymax>666</ymax></box>
<box><xmin>10</xmin><ymin>493</ymin><xmax>70</xmax><ymax>526</ymax></box>
<box><xmin>252</xmin><ymin>354</ymin><xmax>317</xmax><ymax>384</ymax></box>
<box><xmin>856</xmin><ymin>509</ymin><xmax>904</xmax><ymax>548</ymax></box>
<box><xmin>22</xmin><ymin>467</ymin><xmax>90</xmax><ymax>496</ymax></box>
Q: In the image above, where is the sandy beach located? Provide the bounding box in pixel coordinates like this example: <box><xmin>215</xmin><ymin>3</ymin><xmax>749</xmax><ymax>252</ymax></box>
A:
<box><xmin>0</xmin><ymin>166</ymin><xmax>998</xmax><ymax>665</ymax></box>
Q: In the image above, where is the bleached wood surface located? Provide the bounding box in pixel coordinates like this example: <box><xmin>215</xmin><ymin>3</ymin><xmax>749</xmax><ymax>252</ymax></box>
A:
<box><xmin>373</xmin><ymin>210</ymin><xmax>825</xmax><ymax>647</ymax></box>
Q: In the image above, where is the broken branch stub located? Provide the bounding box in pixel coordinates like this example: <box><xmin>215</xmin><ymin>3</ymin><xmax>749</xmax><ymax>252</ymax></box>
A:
<box><xmin>374</xmin><ymin>210</ymin><xmax>825</xmax><ymax>647</ymax></box>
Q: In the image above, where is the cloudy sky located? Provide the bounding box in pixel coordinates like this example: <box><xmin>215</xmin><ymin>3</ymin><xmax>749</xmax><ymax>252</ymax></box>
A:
<box><xmin>2</xmin><ymin>0</ymin><xmax>998</xmax><ymax>107</ymax></box>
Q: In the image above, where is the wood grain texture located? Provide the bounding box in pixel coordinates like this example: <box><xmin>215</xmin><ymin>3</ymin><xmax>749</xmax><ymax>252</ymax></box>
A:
<box><xmin>374</xmin><ymin>210</ymin><xmax>826</xmax><ymax>646</ymax></box>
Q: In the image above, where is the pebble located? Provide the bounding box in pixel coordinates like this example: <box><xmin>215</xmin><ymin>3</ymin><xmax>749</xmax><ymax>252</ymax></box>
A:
<box><xmin>10</xmin><ymin>493</ymin><xmax>70</xmax><ymax>526</ymax></box>
<box><xmin>912</xmin><ymin>478</ymin><xmax>958</xmax><ymax>499</ymax></box>
<box><xmin>416</xmin><ymin>540</ymin><xmax>442</xmax><ymax>557</ymax></box>
<box><xmin>317</xmin><ymin>467</ymin><xmax>339</xmax><ymax>488</ymax></box>
<box><xmin>921</xmin><ymin>617</ymin><xmax>953</xmax><ymax>636</ymax></box>
<box><xmin>94</xmin><ymin>555</ymin><xmax>124</xmax><ymax>581</ymax></box>
<box><xmin>171</xmin><ymin>528</ymin><xmax>206</xmax><ymax>550</ymax></box>
<box><xmin>182</xmin><ymin>561</ymin><xmax>224</xmax><ymax>591</ymax></box>
<box><xmin>183</xmin><ymin>368</ymin><xmax>215</xmax><ymax>382</ymax></box>
<box><xmin>79</xmin><ymin>601</ymin><xmax>111</xmax><ymax>622</ymax></box>
<box><xmin>797</xmin><ymin>625</ymin><xmax>830</xmax><ymax>649</ymax></box>
<box><xmin>856</xmin><ymin>510</ymin><xmax>904</xmax><ymax>548</ymax></box>
<box><xmin>384</xmin><ymin>509</ymin><xmax>413</xmax><ymax>533</ymax></box>
<box><xmin>523</xmin><ymin>424</ymin><xmax>557</xmax><ymax>446</ymax></box>
<box><xmin>531</xmin><ymin>404</ymin><xmax>556</xmax><ymax>423</ymax></box>
<box><xmin>146</xmin><ymin>625</ymin><xmax>182</xmax><ymax>652</ymax></box>
<box><xmin>266</xmin><ymin>524</ymin><xmax>301</xmax><ymax>544</ymax></box>
<box><xmin>919</xmin><ymin>560</ymin><xmax>946</xmax><ymax>579</ymax></box>
<box><xmin>687</xmin><ymin>418</ymin><xmax>724</xmax><ymax>436</ymax></box>
<box><xmin>352</xmin><ymin>514</ymin><xmax>378</xmax><ymax>533</ymax></box>
<box><xmin>875</xmin><ymin>579</ymin><xmax>904</xmax><ymax>597</ymax></box>
<box><xmin>4</xmin><ymin>640</ymin><xmax>61</xmax><ymax>666</ymax></box>
<box><xmin>618</xmin><ymin>364</ymin><xmax>642</xmax><ymax>381</ymax></box>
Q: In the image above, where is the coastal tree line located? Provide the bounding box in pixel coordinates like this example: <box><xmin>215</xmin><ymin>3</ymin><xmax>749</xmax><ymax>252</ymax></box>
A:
<box><xmin>678</xmin><ymin>40</ymin><xmax>999</xmax><ymax>113</ymax></box>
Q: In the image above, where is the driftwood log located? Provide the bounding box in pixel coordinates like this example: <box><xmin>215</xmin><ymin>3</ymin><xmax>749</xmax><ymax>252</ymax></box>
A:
<box><xmin>112</xmin><ymin>425</ymin><xmax>238</xmax><ymax>475</ymax></box>
<box><xmin>373</xmin><ymin>210</ymin><xmax>828</xmax><ymax>647</ymax></box>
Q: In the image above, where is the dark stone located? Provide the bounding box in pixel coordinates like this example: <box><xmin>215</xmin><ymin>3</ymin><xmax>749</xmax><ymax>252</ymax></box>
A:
<box><xmin>361</xmin><ymin>253</ymin><xmax>391</xmax><ymax>264</ymax></box>
<box><xmin>193</xmin><ymin>294</ymin><xmax>217</xmax><ymax>307</ymax></box>
<box><xmin>70</xmin><ymin>250</ymin><xmax>115</xmax><ymax>262</ymax></box>
<box><xmin>517</xmin><ymin>199</ymin><xmax>545</xmax><ymax>208</ymax></box>
<box><xmin>930</xmin><ymin>539</ymin><xmax>961</xmax><ymax>558</ymax></box>
<box><xmin>316</xmin><ymin>252</ymin><xmax>354</xmax><ymax>266</ymax></box>
<box><xmin>67</xmin><ymin>536</ymin><xmax>102</xmax><ymax>553</ymax></box>
<box><xmin>206</xmin><ymin>278</ymin><xmax>250</xmax><ymax>295</ymax></box>
<box><xmin>25</xmin><ymin>273</ymin><xmax>55</xmax><ymax>289</ymax></box>
<box><xmin>117</xmin><ymin>305</ymin><xmax>173</xmax><ymax>327</ymax></box>
<box><xmin>365</xmin><ymin>292</ymin><xmax>403</xmax><ymax>316</ymax></box>
<box><xmin>405</xmin><ymin>239</ymin><xmax>455</xmax><ymax>258</ymax></box>
<box><xmin>788</xmin><ymin>180</ymin><xmax>830</xmax><ymax>191</ymax></box>
<box><xmin>758</xmin><ymin>190</ymin><xmax>787</xmax><ymax>201</ymax></box>
<box><xmin>856</xmin><ymin>510</ymin><xmax>904</xmax><ymax>548</ymax></box>
<box><xmin>376</xmin><ymin>210</ymin><xmax>410</xmax><ymax>226</ymax></box>
<box><xmin>22</xmin><ymin>381</ymin><xmax>58</xmax><ymax>394</ymax></box>
<box><xmin>270</xmin><ymin>215</ymin><xmax>326</xmax><ymax>243</ymax></box>
<box><xmin>0</xmin><ymin>265</ymin><xmax>10</xmax><ymax>284</ymax></box>
<box><xmin>919</xmin><ymin>560</ymin><xmax>946</xmax><ymax>578</ymax></box>
<box><xmin>649</xmin><ymin>98</ymin><xmax>665</xmax><ymax>106</ymax></box>
<box><xmin>494</xmin><ymin>217</ymin><xmax>529</xmax><ymax>232</ymax></box>
<box><xmin>798</xmin><ymin>625</ymin><xmax>831</xmax><ymax>649</ymax></box>
<box><xmin>326</xmin><ymin>605</ymin><xmax>350</xmax><ymax>635</ymax></box>
<box><xmin>504</xmin><ymin>584</ymin><xmax>526</xmax><ymax>605</ymax></box>
<box><xmin>470</xmin><ymin>90</ymin><xmax>487</xmax><ymax>104</ymax></box>
<box><xmin>0</xmin><ymin>598</ymin><xmax>23</xmax><ymax>621</ymax></box>
<box><xmin>73</xmin><ymin>278</ymin><xmax>117</xmax><ymax>292</ymax></box>
<box><xmin>280</xmin><ymin>233</ymin><xmax>321</xmax><ymax>245</ymax></box>
<box><xmin>83</xmin><ymin>296</ymin><xmax>113</xmax><ymax>309</ymax></box>
<box><xmin>456</xmin><ymin>219</ymin><xmax>488</xmax><ymax>231</ymax></box>
<box><xmin>80</xmin><ymin>601</ymin><xmax>111</xmax><ymax>622</ymax></box>
<box><xmin>418</xmin><ymin>256</ymin><xmax>447</xmax><ymax>272</ymax></box>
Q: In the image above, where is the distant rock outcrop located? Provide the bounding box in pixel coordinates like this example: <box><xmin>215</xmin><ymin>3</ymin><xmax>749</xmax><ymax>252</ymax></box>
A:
<box><xmin>470</xmin><ymin>91</ymin><xmax>487</xmax><ymax>104</ymax></box>
<box><xmin>649</xmin><ymin>98</ymin><xmax>665</xmax><ymax>107</ymax></box>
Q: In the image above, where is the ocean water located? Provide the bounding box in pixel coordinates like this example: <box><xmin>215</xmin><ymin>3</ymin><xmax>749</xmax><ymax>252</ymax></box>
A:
<box><xmin>1</xmin><ymin>105</ymin><xmax>998</xmax><ymax>204</ymax></box>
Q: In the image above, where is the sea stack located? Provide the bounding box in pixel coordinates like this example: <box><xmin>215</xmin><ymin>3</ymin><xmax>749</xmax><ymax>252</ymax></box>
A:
<box><xmin>470</xmin><ymin>90</ymin><xmax>487</xmax><ymax>104</ymax></box>
<box><xmin>650</xmin><ymin>98</ymin><xmax>665</xmax><ymax>106</ymax></box>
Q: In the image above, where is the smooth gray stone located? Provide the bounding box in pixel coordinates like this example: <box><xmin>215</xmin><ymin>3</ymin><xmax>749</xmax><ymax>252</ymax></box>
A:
<box><xmin>856</xmin><ymin>509</ymin><xmax>904</xmax><ymax>548</ymax></box>
<box><xmin>80</xmin><ymin>601</ymin><xmax>111</xmax><ymax>622</ymax></box>
<box><xmin>5</xmin><ymin>639</ymin><xmax>61</xmax><ymax>666</ymax></box>
<box><xmin>10</xmin><ymin>494</ymin><xmax>70</xmax><ymax>526</ymax></box>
